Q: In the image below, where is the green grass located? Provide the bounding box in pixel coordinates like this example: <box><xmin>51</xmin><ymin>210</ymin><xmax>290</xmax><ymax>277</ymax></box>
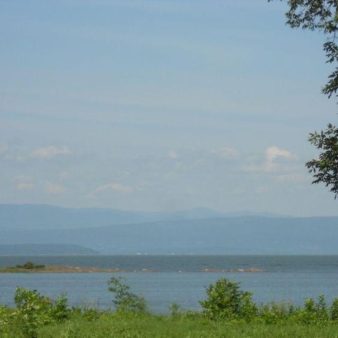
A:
<box><xmin>35</xmin><ymin>313</ymin><xmax>338</xmax><ymax>338</ymax></box>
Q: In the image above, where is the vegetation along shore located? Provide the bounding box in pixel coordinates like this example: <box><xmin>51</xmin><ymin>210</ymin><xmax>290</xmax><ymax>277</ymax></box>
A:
<box><xmin>2</xmin><ymin>277</ymin><xmax>338</xmax><ymax>337</ymax></box>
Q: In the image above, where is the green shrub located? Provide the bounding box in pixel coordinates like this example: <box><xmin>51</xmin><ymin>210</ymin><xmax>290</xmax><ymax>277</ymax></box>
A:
<box><xmin>50</xmin><ymin>294</ymin><xmax>71</xmax><ymax>322</ymax></box>
<box><xmin>239</xmin><ymin>292</ymin><xmax>258</xmax><ymax>320</ymax></box>
<box><xmin>82</xmin><ymin>308</ymin><xmax>102</xmax><ymax>321</ymax></box>
<box><xmin>169</xmin><ymin>303</ymin><xmax>183</xmax><ymax>317</ymax></box>
<box><xmin>0</xmin><ymin>305</ymin><xmax>11</xmax><ymax>335</ymax></box>
<box><xmin>11</xmin><ymin>288</ymin><xmax>71</xmax><ymax>337</ymax></box>
<box><xmin>259</xmin><ymin>302</ymin><xmax>294</xmax><ymax>324</ymax></box>
<box><xmin>293</xmin><ymin>298</ymin><xmax>317</xmax><ymax>324</ymax></box>
<box><xmin>331</xmin><ymin>298</ymin><xmax>338</xmax><ymax>320</ymax></box>
<box><xmin>108</xmin><ymin>276</ymin><xmax>147</xmax><ymax>313</ymax></box>
<box><xmin>200</xmin><ymin>278</ymin><xmax>257</xmax><ymax>320</ymax></box>
<box><xmin>292</xmin><ymin>296</ymin><xmax>329</xmax><ymax>324</ymax></box>
<box><xmin>14</xmin><ymin>288</ymin><xmax>53</xmax><ymax>337</ymax></box>
<box><xmin>316</xmin><ymin>295</ymin><xmax>329</xmax><ymax>322</ymax></box>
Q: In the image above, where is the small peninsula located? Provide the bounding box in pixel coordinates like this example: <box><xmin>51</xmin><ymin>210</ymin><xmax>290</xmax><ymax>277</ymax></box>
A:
<box><xmin>0</xmin><ymin>261</ymin><xmax>263</xmax><ymax>273</ymax></box>
<box><xmin>0</xmin><ymin>262</ymin><xmax>120</xmax><ymax>273</ymax></box>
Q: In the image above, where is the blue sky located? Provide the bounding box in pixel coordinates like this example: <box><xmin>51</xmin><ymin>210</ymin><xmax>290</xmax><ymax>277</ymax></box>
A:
<box><xmin>1</xmin><ymin>0</ymin><xmax>337</xmax><ymax>216</ymax></box>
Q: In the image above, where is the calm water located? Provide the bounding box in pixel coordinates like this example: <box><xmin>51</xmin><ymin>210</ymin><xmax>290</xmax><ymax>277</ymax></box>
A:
<box><xmin>1</xmin><ymin>255</ymin><xmax>338</xmax><ymax>313</ymax></box>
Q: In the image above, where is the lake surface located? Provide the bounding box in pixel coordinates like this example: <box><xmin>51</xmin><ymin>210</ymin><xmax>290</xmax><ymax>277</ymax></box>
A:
<box><xmin>1</xmin><ymin>255</ymin><xmax>338</xmax><ymax>313</ymax></box>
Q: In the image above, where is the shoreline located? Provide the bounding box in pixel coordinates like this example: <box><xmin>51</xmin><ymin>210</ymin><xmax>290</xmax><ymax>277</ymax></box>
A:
<box><xmin>0</xmin><ymin>265</ymin><xmax>263</xmax><ymax>273</ymax></box>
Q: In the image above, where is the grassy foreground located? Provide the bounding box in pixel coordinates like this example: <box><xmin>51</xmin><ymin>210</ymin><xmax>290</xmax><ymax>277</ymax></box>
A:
<box><xmin>16</xmin><ymin>313</ymin><xmax>338</xmax><ymax>338</ymax></box>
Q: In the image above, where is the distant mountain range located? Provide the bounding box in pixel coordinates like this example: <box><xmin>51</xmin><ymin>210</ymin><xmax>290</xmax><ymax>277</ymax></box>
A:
<box><xmin>0</xmin><ymin>244</ymin><xmax>97</xmax><ymax>256</ymax></box>
<box><xmin>0</xmin><ymin>204</ymin><xmax>338</xmax><ymax>255</ymax></box>
<box><xmin>0</xmin><ymin>204</ymin><xmax>221</xmax><ymax>230</ymax></box>
<box><xmin>0</xmin><ymin>204</ymin><xmax>284</xmax><ymax>230</ymax></box>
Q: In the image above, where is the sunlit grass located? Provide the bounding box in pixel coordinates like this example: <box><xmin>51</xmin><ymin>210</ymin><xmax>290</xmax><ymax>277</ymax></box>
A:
<box><xmin>37</xmin><ymin>313</ymin><xmax>338</xmax><ymax>338</ymax></box>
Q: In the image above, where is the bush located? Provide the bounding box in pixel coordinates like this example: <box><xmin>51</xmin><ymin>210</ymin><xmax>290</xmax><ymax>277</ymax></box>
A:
<box><xmin>169</xmin><ymin>303</ymin><xmax>183</xmax><ymax>317</ymax></box>
<box><xmin>200</xmin><ymin>278</ymin><xmax>257</xmax><ymax>320</ymax></box>
<box><xmin>50</xmin><ymin>294</ymin><xmax>71</xmax><ymax>322</ymax></box>
<box><xmin>12</xmin><ymin>288</ymin><xmax>71</xmax><ymax>337</ymax></box>
<box><xmin>316</xmin><ymin>295</ymin><xmax>329</xmax><ymax>322</ymax></box>
<box><xmin>81</xmin><ymin>308</ymin><xmax>103</xmax><ymax>321</ymax></box>
<box><xmin>331</xmin><ymin>298</ymin><xmax>338</xmax><ymax>320</ymax></box>
<box><xmin>108</xmin><ymin>276</ymin><xmax>147</xmax><ymax>313</ymax></box>
<box><xmin>14</xmin><ymin>288</ymin><xmax>53</xmax><ymax>337</ymax></box>
<box><xmin>293</xmin><ymin>296</ymin><xmax>329</xmax><ymax>324</ymax></box>
<box><xmin>259</xmin><ymin>302</ymin><xmax>294</xmax><ymax>324</ymax></box>
<box><xmin>0</xmin><ymin>305</ymin><xmax>11</xmax><ymax>336</ymax></box>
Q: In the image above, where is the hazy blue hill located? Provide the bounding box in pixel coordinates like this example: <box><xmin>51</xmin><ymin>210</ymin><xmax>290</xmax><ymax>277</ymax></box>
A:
<box><xmin>169</xmin><ymin>207</ymin><xmax>226</xmax><ymax>219</ymax></box>
<box><xmin>1</xmin><ymin>213</ymin><xmax>338</xmax><ymax>254</ymax></box>
<box><xmin>0</xmin><ymin>204</ymin><xmax>226</xmax><ymax>230</ymax></box>
<box><xmin>0</xmin><ymin>244</ymin><xmax>97</xmax><ymax>256</ymax></box>
<box><xmin>0</xmin><ymin>204</ymin><xmax>162</xmax><ymax>229</ymax></box>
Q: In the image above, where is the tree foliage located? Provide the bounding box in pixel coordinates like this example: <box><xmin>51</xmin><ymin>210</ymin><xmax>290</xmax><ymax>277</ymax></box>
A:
<box><xmin>13</xmin><ymin>288</ymin><xmax>70</xmax><ymax>338</ymax></box>
<box><xmin>108</xmin><ymin>276</ymin><xmax>147</xmax><ymax>313</ymax></box>
<box><xmin>273</xmin><ymin>0</ymin><xmax>338</xmax><ymax>197</ymax></box>
<box><xmin>306</xmin><ymin>124</ymin><xmax>338</xmax><ymax>197</ymax></box>
<box><xmin>281</xmin><ymin>0</ymin><xmax>338</xmax><ymax>99</ymax></box>
<box><xmin>200</xmin><ymin>278</ymin><xmax>257</xmax><ymax>320</ymax></box>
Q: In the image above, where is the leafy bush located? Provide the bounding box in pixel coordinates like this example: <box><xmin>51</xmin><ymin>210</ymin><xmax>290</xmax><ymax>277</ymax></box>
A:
<box><xmin>331</xmin><ymin>298</ymin><xmax>338</xmax><ymax>320</ymax></box>
<box><xmin>14</xmin><ymin>288</ymin><xmax>53</xmax><ymax>337</ymax></box>
<box><xmin>169</xmin><ymin>303</ymin><xmax>183</xmax><ymax>317</ymax></box>
<box><xmin>239</xmin><ymin>291</ymin><xmax>258</xmax><ymax>320</ymax></box>
<box><xmin>316</xmin><ymin>295</ymin><xmax>329</xmax><ymax>322</ymax></box>
<box><xmin>108</xmin><ymin>276</ymin><xmax>147</xmax><ymax>313</ymax></box>
<box><xmin>292</xmin><ymin>296</ymin><xmax>329</xmax><ymax>324</ymax></box>
<box><xmin>200</xmin><ymin>278</ymin><xmax>257</xmax><ymax>320</ymax></box>
<box><xmin>259</xmin><ymin>302</ymin><xmax>294</xmax><ymax>324</ymax></box>
<box><xmin>81</xmin><ymin>308</ymin><xmax>103</xmax><ymax>321</ymax></box>
<box><xmin>0</xmin><ymin>305</ymin><xmax>11</xmax><ymax>336</ymax></box>
<box><xmin>11</xmin><ymin>288</ymin><xmax>71</xmax><ymax>337</ymax></box>
<box><xmin>50</xmin><ymin>294</ymin><xmax>71</xmax><ymax>322</ymax></box>
<box><xmin>200</xmin><ymin>278</ymin><xmax>334</xmax><ymax>325</ymax></box>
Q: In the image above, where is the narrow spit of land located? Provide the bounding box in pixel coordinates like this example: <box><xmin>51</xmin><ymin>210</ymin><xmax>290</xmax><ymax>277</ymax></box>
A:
<box><xmin>0</xmin><ymin>265</ymin><xmax>121</xmax><ymax>273</ymax></box>
<box><xmin>0</xmin><ymin>261</ymin><xmax>263</xmax><ymax>273</ymax></box>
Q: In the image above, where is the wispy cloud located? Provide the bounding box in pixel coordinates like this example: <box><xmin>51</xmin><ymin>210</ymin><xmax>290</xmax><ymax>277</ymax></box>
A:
<box><xmin>16</xmin><ymin>182</ymin><xmax>34</xmax><ymax>191</ymax></box>
<box><xmin>244</xmin><ymin>146</ymin><xmax>296</xmax><ymax>173</ymax></box>
<box><xmin>93</xmin><ymin>182</ymin><xmax>133</xmax><ymax>194</ymax></box>
<box><xmin>264</xmin><ymin>146</ymin><xmax>296</xmax><ymax>172</ymax></box>
<box><xmin>211</xmin><ymin>146</ymin><xmax>239</xmax><ymax>159</ymax></box>
<box><xmin>14</xmin><ymin>176</ymin><xmax>35</xmax><ymax>191</ymax></box>
<box><xmin>45</xmin><ymin>182</ymin><xmax>66</xmax><ymax>194</ymax></box>
<box><xmin>31</xmin><ymin>146</ymin><xmax>72</xmax><ymax>159</ymax></box>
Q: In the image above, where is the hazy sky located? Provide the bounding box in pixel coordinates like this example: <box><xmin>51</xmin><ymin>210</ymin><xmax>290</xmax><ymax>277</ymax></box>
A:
<box><xmin>1</xmin><ymin>0</ymin><xmax>338</xmax><ymax>216</ymax></box>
